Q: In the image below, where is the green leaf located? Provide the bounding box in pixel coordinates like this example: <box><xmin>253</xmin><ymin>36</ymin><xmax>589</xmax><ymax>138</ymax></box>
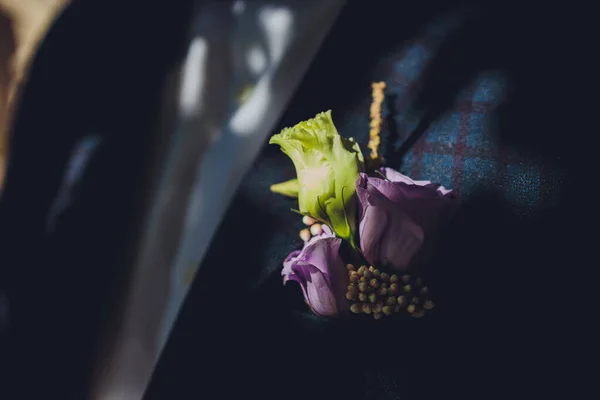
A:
<box><xmin>270</xmin><ymin>178</ymin><xmax>299</xmax><ymax>198</ymax></box>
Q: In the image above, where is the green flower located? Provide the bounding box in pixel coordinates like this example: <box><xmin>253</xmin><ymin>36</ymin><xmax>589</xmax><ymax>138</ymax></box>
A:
<box><xmin>269</xmin><ymin>110</ymin><xmax>364</xmax><ymax>246</ymax></box>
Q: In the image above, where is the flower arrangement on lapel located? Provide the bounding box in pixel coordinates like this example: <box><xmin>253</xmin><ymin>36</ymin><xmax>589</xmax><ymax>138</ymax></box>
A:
<box><xmin>270</xmin><ymin>82</ymin><xmax>458</xmax><ymax>319</ymax></box>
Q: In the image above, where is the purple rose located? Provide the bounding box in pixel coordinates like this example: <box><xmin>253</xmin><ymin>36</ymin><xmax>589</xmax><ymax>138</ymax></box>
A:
<box><xmin>356</xmin><ymin>168</ymin><xmax>457</xmax><ymax>272</ymax></box>
<box><xmin>282</xmin><ymin>226</ymin><xmax>349</xmax><ymax>317</ymax></box>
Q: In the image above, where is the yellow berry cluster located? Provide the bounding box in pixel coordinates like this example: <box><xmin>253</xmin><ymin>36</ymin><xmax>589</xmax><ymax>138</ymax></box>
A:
<box><xmin>346</xmin><ymin>264</ymin><xmax>434</xmax><ymax>319</ymax></box>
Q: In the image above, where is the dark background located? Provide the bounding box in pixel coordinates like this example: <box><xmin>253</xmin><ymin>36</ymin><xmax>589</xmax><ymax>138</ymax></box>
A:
<box><xmin>0</xmin><ymin>0</ymin><xmax>593</xmax><ymax>399</ymax></box>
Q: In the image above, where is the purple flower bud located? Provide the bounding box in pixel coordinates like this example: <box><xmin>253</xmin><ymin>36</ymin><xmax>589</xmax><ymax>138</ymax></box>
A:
<box><xmin>282</xmin><ymin>226</ymin><xmax>349</xmax><ymax>316</ymax></box>
<box><xmin>356</xmin><ymin>168</ymin><xmax>457</xmax><ymax>272</ymax></box>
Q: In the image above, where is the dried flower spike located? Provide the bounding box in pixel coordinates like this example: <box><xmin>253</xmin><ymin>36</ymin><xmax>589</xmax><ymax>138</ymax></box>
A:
<box><xmin>368</xmin><ymin>81</ymin><xmax>386</xmax><ymax>160</ymax></box>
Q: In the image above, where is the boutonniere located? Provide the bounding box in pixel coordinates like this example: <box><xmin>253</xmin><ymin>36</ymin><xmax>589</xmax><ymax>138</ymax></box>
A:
<box><xmin>270</xmin><ymin>82</ymin><xmax>458</xmax><ymax>320</ymax></box>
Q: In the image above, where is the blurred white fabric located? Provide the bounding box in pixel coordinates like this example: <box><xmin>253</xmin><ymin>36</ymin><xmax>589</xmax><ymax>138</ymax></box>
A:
<box><xmin>91</xmin><ymin>1</ymin><xmax>344</xmax><ymax>399</ymax></box>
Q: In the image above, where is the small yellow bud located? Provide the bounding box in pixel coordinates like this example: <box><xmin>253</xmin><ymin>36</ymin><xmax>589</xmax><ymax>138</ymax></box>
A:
<box><xmin>377</xmin><ymin>287</ymin><xmax>388</xmax><ymax>297</ymax></box>
<box><xmin>403</xmin><ymin>285</ymin><xmax>412</xmax><ymax>293</ymax></box>
<box><xmin>389</xmin><ymin>283</ymin><xmax>398</xmax><ymax>295</ymax></box>
<box><xmin>368</xmin><ymin>293</ymin><xmax>377</xmax><ymax>303</ymax></box>
<box><xmin>362</xmin><ymin>303</ymin><xmax>372</xmax><ymax>314</ymax></box>
<box><xmin>357</xmin><ymin>266</ymin><xmax>367</xmax><ymax>275</ymax></box>
<box><xmin>407</xmin><ymin>305</ymin><xmax>416</xmax><ymax>313</ymax></box>
<box><xmin>382</xmin><ymin>306</ymin><xmax>393</xmax><ymax>316</ymax></box>
<box><xmin>373</xmin><ymin>302</ymin><xmax>383</xmax><ymax>314</ymax></box>
<box><xmin>380</xmin><ymin>273</ymin><xmax>390</xmax><ymax>282</ymax></box>
<box><xmin>310</xmin><ymin>223</ymin><xmax>323</xmax><ymax>236</ymax></box>
<box><xmin>363</xmin><ymin>269</ymin><xmax>372</xmax><ymax>279</ymax></box>
<box><xmin>424</xmin><ymin>300</ymin><xmax>435</xmax><ymax>310</ymax></box>
<box><xmin>346</xmin><ymin>264</ymin><xmax>356</xmax><ymax>272</ymax></box>
<box><xmin>350</xmin><ymin>303</ymin><xmax>361</xmax><ymax>313</ymax></box>
<box><xmin>373</xmin><ymin>312</ymin><xmax>383</xmax><ymax>320</ymax></box>
<box><xmin>368</xmin><ymin>266</ymin><xmax>375</xmax><ymax>272</ymax></box>
<box><xmin>349</xmin><ymin>271</ymin><xmax>359</xmax><ymax>283</ymax></box>
<box><xmin>347</xmin><ymin>283</ymin><xmax>358</xmax><ymax>293</ymax></box>
<box><xmin>386</xmin><ymin>296</ymin><xmax>396</xmax><ymax>306</ymax></box>
<box><xmin>358</xmin><ymin>293</ymin><xmax>367</xmax><ymax>302</ymax></box>
<box><xmin>346</xmin><ymin>292</ymin><xmax>355</xmax><ymax>301</ymax></box>
<box><xmin>299</xmin><ymin>229</ymin><xmax>311</xmax><ymax>242</ymax></box>
<box><xmin>302</xmin><ymin>215</ymin><xmax>316</xmax><ymax>226</ymax></box>
<box><xmin>397</xmin><ymin>296</ymin><xmax>405</xmax><ymax>306</ymax></box>
<box><xmin>389</xmin><ymin>274</ymin><xmax>398</xmax><ymax>283</ymax></box>
<box><xmin>358</xmin><ymin>282</ymin><xmax>369</xmax><ymax>292</ymax></box>
<box><xmin>369</xmin><ymin>278</ymin><xmax>379</xmax><ymax>289</ymax></box>
<box><xmin>372</xmin><ymin>268</ymin><xmax>381</xmax><ymax>278</ymax></box>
